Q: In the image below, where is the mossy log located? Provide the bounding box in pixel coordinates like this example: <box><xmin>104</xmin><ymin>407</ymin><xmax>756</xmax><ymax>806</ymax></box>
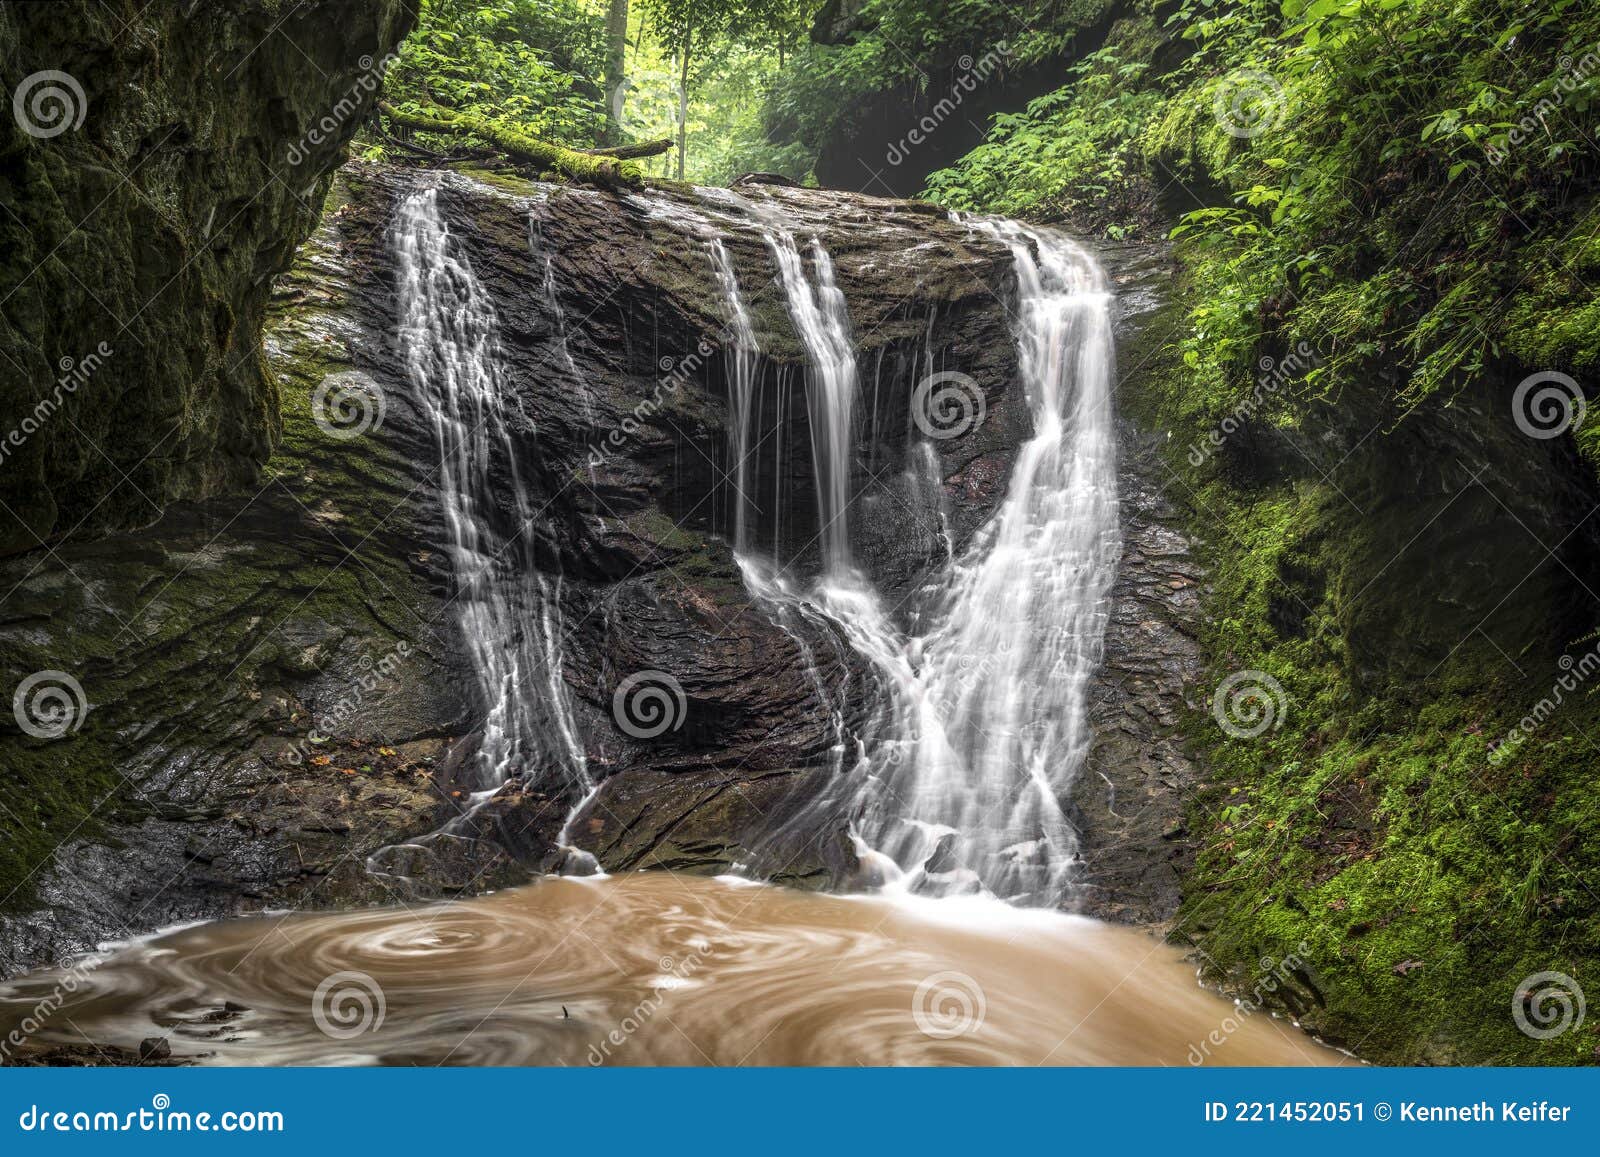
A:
<box><xmin>379</xmin><ymin>103</ymin><xmax>665</xmax><ymax>187</ymax></box>
<box><xmin>583</xmin><ymin>138</ymin><xmax>677</xmax><ymax>160</ymax></box>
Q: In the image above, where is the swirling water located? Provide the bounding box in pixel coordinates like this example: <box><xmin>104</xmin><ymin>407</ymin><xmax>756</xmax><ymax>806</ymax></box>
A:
<box><xmin>0</xmin><ymin>874</ymin><xmax>1347</xmax><ymax>1066</ymax></box>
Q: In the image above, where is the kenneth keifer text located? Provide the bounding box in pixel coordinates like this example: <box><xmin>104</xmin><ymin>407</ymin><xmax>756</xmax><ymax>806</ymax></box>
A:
<box><xmin>1399</xmin><ymin>1101</ymin><xmax>1572</xmax><ymax>1123</ymax></box>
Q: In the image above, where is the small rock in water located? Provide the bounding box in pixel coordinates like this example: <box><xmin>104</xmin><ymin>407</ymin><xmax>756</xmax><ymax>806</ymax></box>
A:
<box><xmin>138</xmin><ymin>1037</ymin><xmax>172</xmax><ymax>1061</ymax></box>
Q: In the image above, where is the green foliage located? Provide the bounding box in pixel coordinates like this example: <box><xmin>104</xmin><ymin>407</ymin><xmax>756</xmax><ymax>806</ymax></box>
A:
<box><xmin>377</xmin><ymin>0</ymin><xmax>812</xmax><ymax>182</ymax></box>
<box><xmin>924</xmin><ymin>27</ymin><xmax>1164</xmax><ymax>232</ymax></box>
<box><xmin>760</xmin><ymin>0</ymin><xmax>1115</xmax><ymax>177</ymax></box>
<box><xmin>383</xmin><ymin>0</ymin><xmax>608</xmax><ymax>147</ymax></box>
<box><xmin>927</xmin><ymin>0</ymin><xmax>1600</xmax><ymax>419</ymax></box>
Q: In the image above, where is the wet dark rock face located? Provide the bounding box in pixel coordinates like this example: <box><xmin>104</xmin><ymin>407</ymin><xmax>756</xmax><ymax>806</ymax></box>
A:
<box><xmin>1068</xmin><ymin>242</ymin><xmax>1205</xmax><ymax>925</ymax></box>
<box><xmin>0</xmin><ymin>0</ymin><xmax>416</xmax><ymax>555</ymax></box>
<box><xmin>0</xmin><ymin>162</ymin><xmax>1195</xmax><ymax>973</ymax></box>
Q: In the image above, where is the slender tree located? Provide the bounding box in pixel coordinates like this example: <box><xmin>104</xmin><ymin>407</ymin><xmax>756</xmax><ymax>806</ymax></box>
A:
<box><xmin>602</xmin><ymin>0</ymin><xmax>630</xmax><ymax>145</ymax></box>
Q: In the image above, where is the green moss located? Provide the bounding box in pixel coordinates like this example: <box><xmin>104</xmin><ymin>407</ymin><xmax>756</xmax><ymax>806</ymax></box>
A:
<box><xmin>0</xmin><ymin>178</ymin><xmax>439</xmax><ymax>915</ymax></box>
<box><xmin>1127</xmin><ymin>322</ymin><xmax>1600</xmax><ymax>1064</ymax></box>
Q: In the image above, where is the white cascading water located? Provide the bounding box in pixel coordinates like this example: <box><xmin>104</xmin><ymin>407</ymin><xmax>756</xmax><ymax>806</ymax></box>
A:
<box><xmin>855</xmin><ymin>221</ymin><xmax>1119</xmax><ymax>902</ymax></box>
<box><xmin>713</xmin><ymin>212</ymin><xmax>1119</xmax><ymax>905</ymax></box>
<box><xmin>762</xmin><ymin>228</ymin><xmax>861</xmax><ymax>577</ymax></box>
<box><xmin>388</xmin><ymin>183</ymin><xmax>1116</xmax><ymax>906</ymax></box>
<box><xmin>708</xmin><ymin>237</ymin><xmax>761</xmax><ymax>553</ymax></box>
<box><xmin>391</xmin><ymin>186</ymin><xmax>589</xmax><ymax>803</ymax></box>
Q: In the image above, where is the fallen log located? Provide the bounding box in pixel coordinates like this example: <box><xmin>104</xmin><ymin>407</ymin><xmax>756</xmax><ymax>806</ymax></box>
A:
<box><xmin>580</xmin><ymin>138</ymin><xmax>675</xmax><ymax>160</ymax></box>
<box><xmin>378</xmin><ymin>102</ymin><xmax>652</xmax><ymax>188</ymax></box>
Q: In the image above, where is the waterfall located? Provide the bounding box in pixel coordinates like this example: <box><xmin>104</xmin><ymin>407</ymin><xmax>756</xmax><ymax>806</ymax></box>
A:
<box><xmin>710</xmin><ymin>212</ymin><xmax>1119</xmax><ymax>906</ymax></box>
<box><xmin>391</xmin><ymin>186</ymin><xmax>589</xmax><ymax>800</ymax></box>
<box><xmin>854</xmin><ymin>221</ymin><xmax>1119</xmax><ymax>903</ymax></box>
<box><xmin>709</xmin><ymin>238</ymin><xmax>760</xmax><ymax>552</ymax></box>
<box><xmin>384</xmin><ymin>182</ymin><xmax>1115</xmax><ymax>906</ymax></box>
<box><xmin>762</xmin><ymin>229</ymin><xmax>860</xmax><ymax>577</ymax></box>
<box><xmin>532</xmin><ymin>217</ymin><xmax>596</xmax><ymax>424</ymax></box>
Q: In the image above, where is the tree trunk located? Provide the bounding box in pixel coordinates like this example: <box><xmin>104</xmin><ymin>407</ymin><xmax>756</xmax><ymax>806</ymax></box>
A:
<box><xmin>602</xmin><ymin>0</ymin><xmax>629</xmax><ymax>146</ymax></box>
<box><xmin>676</xmin><ymin>24</ymin><xmax>692</xmax><ymax>181</ymax></box>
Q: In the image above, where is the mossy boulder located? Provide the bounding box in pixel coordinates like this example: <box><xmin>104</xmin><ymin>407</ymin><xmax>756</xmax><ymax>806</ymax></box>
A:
<box><xmin>0</xmin><ymin>0</ymin><xmax>416</xmax><ymax>555</ymax></box>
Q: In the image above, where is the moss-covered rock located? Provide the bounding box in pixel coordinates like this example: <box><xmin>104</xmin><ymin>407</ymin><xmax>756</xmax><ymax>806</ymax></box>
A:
<box><xmin>0</xmin><ymin>0</ymin><xmax>416</xmax><ymax>555</ymax></box>
<box><xmin>1122</xmin><ymin>255</ymin><xmax>1600</xmax><ymax>1066</ymax></box>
